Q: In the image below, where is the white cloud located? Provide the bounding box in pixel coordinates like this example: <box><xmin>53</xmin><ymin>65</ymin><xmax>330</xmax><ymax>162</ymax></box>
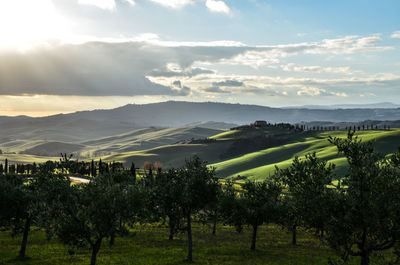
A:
<box><xmin>149</xmin><ymin>0</ymin><xmax>197</xmax><ymax>8</ymax></box>
<box><xmin>282</xmin><ymin>63</ymin><xmax>353</xmax><ymax>74</ymax></box>
<box><xmin>330</xmin><ymin>92</ymin><xmax>348</xmax><ymax>97</ymax></box>
<box><xmin>297</xmin><ymin>87</ymin><xmax>324</xmax><ymax>97</ymax></box>
<box><xmin>205</xmin><ymin>0</ymin><xmax>230</xmax><ymax>14</ymax></box>
<box><xmin>223</xmin><ymin>50</ymin><xmax>281</xmax><ymax>68</ymax></box>
<box><xmin>391</xmin><ymin>31</ymin><xmax>400</xmax><ymax>39</ymax></box>
<box><xmin>296</xmin><ymin>87</ymin><xmax>348</xmax><ymax>97</ymax></box>
<box><xmin>218</xmin><ymin>35</ymin><xmax>393</xmax><ymax>68</ymax></box>
<box><xmin>149</xmin><ymin>0</ymin><xmax>230</xmax><ymax>14</ymax></box>
<box><xmin>124</xmin><ymin>0</ymin><xmax>136</xmax><ymax>6</ymax></box>
<box><xmin>78</xmin><ymin>0</ymin><xmax>135</xmax><ymax>10</ymax></box>
<box><xmin>78</xmin><ymin>0</ymin><xmax>116</xmax><ymax>10</ymax></box>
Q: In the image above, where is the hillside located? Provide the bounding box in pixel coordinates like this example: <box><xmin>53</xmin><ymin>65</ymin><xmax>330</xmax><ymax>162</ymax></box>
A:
<box><xmin>0</xmin><ymin>126</ymin><xmax>223</xmax><ymax>160</ymax></box>
<box><xmin>211</xmin><ymin>130</ymin><xmax>400</xmax><ymax>180</ymax></box>
<box><xmin>1</xmin><ymin>101</ymin><xmax>400</xmax><ymax>143</ymax></box>
<box><xmin>99</xmin><ymin>126</ymin><xmax>400</xmax><ymax>181</ymax></box>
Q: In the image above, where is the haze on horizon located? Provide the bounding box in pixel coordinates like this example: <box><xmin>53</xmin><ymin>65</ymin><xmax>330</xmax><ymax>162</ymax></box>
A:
<box><xmin>0</xmin><ymin>0</ymin><xmax>399</xmax><ymax>117</ymax></box>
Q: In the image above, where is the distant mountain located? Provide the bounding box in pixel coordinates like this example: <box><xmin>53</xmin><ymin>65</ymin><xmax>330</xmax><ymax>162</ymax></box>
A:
<box><xmin>1</xmin><ymin>101</ymin><xmax>400</xmax><ymax>143</ymax></box>
<box><xmin>286</xmin><ymin>102</ymin><xmax>400</xmax><ymax>109</ymax></box>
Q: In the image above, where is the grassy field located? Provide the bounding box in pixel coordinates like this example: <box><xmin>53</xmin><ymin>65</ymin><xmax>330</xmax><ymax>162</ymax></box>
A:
<box><xmin>2</xmin><ymin>128</ymin><xmax>400</xmax><ymax>183</ymax></box>
<box><xmin>0</xmin><ymin>126</ymin><xmax>222</xmax><ymax>159</ymax></box>
<box><xmin>210</xmin><ymin>130</ymin><xmax>400</xmax><ymax>181</ymax></box>
<box><xmin>0</xmin><ymin>224</ymin><xmax>386</xmax><ymax>265</ymax></box>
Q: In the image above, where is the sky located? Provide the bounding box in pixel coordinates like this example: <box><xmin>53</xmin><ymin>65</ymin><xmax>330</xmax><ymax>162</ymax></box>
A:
<box><xmin>0</xmin><ymin>0</ymin><xmax>399</xmax><ymax>116</ymax></box>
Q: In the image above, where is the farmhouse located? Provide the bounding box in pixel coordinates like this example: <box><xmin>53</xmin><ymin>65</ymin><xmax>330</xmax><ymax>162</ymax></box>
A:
<box><xmin>252</xmin><ymin>120</ymin><xmax>268</xmax><ymax>127</ymax></box>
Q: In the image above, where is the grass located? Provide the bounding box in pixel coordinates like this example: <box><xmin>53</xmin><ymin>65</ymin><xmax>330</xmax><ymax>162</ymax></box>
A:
<box><xmin>0</xmin><ymin>224</ymin><xmax>375</xmax><ymax>265</ymax></box>
<box><xmin>0</xmin><ymin>154</ymin><xmax>59</xmax><ymax>164</ymax></box>
<box><xmin>0</xmin><ymin>126</ymin><xmax>222</xmax><ymax>160</ymax></box>
<box><xmin>210</xmin><ymin>130</ymin><xmax>400</xmax><ymax>181</ymax></box>
<box><xmin>2</xmin><ymin>129</ymin><xmax>400</xmax><ymax>183</ymax></box>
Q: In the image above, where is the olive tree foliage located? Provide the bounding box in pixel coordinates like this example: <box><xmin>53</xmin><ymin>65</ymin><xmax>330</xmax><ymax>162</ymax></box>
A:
<box><xmin>49</xmin><ymin>172</ymin><xmax>145</xmax><ymax>265</ymax></box>
<box><xmin>0</xmin><ymin>167</ymin><xmax>68</xmax><ymax>259</ymax></box>
<box><xmin>326</xmin><ymin>132</ymin><xmax>400</xmax><ymax>265</ymax></box>
<box><xmin>241</xmin><ymin>180</ymin><xmax>282</xmax><ymax>250</ymax></box>
<box><xmin>151</xmin><ymin>169</ymin><xmax>185</xmax><ymax>240</ymax></box>
<box><xmin>219</xmin><ymin>180</ymin><xmax>247</xmax><ymax>234</ymax></box>
<box><xmin>175</xmin><ymin>156</ymin><xmax>220</xmax><ymax>262</ymax></box>
<box><xmin>0</xmin><ymin>173</ymin><xmax>33</xmax><ymax>259</ymax></box>
<box><xmin>275</xmin><ymin>152</ymin><xmax>335</xmax><ymax>245</ymax></box>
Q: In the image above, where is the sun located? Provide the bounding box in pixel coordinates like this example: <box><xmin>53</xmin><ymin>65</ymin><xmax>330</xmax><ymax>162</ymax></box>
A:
<box><xmin>0</xmin><ymin>0</ymin><xmax>71</xmax><ymax>51</ymax></box>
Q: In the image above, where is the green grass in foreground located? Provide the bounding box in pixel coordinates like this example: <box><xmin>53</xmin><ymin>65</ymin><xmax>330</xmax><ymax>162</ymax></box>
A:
<box><xmin>0</xmin><ymin>224</ymin><xmax>394</xmax><ymax>265</ymax></box>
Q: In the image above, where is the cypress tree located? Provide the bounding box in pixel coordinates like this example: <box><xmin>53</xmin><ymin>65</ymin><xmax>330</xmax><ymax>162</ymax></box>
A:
<box><xmin>130</xmin><ymin>162</ymin><xmax>136</xmax><ymax>181</ymax></box>
<box><xmin>91</xmin><ymin>160</ymin><xmax>96</xmax><ymax>177</ymax></box>
<box><xmin>99</xmin><ymin>159</ymin><xmax>103</xmax><ymax>175</ymax></box>
<box><xmin>5</xmin><ymin>159</ymin><xmax>8</xmax><ymax>174</ymax></box>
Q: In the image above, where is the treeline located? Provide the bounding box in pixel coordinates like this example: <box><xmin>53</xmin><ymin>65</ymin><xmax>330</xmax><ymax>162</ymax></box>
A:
<box><xmin>231</xmin><ymin>121</ymin><xmax>393</xmax><ymax>132</ymax></box>
<box><xmin>0</xmin><ymin>155</ymin><xmax>126</xmax><ymax>178</ymax></box>
<box><xmin>1</xmin><ymin>132</ymin><xmax>400</xmax><ymax>265</ymax></box>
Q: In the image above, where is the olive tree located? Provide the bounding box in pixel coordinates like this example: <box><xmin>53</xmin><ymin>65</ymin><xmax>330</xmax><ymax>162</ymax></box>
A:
<box><xmin>52</xmin><ymin>172</ymin><xmax>144</xmax><ymax>265</ymax></box>
<box><xmin>241</xmin><ymin>180</ymin><xmax>282</xmax><ymax>250</ymax></box>
<box><xmin>276</xmin><ymin>152</ymin><xmax>335</xmax><ymax>244</ymax></box>
<box><xmin>0</xmin><ymin>174</ymin><xmax>33</xmax><ymax>259</ymax></box>
<box><xmin>326</xmin><ymin>132</ymin><xmax>400</xmax><ymax>265</ymax></box>
<box><xmin>176</xmin><ymin>156</ymin><xmax>219</xmax><ymax>262</ymax></box>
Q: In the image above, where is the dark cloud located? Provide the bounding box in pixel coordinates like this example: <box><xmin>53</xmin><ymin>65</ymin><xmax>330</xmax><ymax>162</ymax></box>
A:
<box><xmin>149</xmin><ymin>67</ymin><xmax>215</xmax><ymax>77</ymax></box>
<box><xmin>212</xmin><ymin>80</ymin><xmax>243</xmax><ymax>87</ymax></box>
<box><xmin>204</xmin><ymin>86</ymin><xmax>231</xmax><ymax>94</ymax></box>
<box><xmin>0</xmin><ymin>42</ymin><xmax>244</xmax><ymax>96</ymax></box>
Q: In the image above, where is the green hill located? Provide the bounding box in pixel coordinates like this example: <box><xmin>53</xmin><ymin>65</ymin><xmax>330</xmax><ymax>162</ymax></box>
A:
<box><xmin>210</xmin><ymin>130</ymin><xmax>400</xmax><ymax>181</ymax></box>
<box><xmin>101</xmin><ymin>127</ymin><xmax>400</xmax><ymax>181</ymax></box>
<box><xmin>0</xmin><ymin>126</ymin><xmax>223</xmax><ymax>160</ymax></box>
<box><xmin>2</xmin><ymin>123</ymin><xmax>399</xmax><ymax>182</ymax></box>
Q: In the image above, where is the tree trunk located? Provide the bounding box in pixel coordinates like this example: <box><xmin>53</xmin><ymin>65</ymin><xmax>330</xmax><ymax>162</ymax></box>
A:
<box><xmin>250</xmin><ymin>224</ymin><xmax>258</xmax><ymax>250</ymax></box>
<box><xmin>361</xmin><ymin>250</ymin><xmax>370</xmax><ymax>265</ymax></box>
<box><xmin>360</xmin><ymin>227</ymin><xmax>369</xmax><ymax>265</ymax></box>
<box><xmin>109</xmin><ymin>233</ymin><xmax>115</xmax><ymax>247</ymax></box>
<box><xmin>292</xmin><ymin>224</ymin><xmax>297</xmax><ymax>246</ymax></box>
<box><xmin>90</xmin><ymin>237</ymin><xmax>103</xmax><ymax>265</ymax></box>
<box><xmin>212</xmin><ymin>216</ymin><xmax>217</xmax><ymax>236</ymax></box>
<box><xmin>169</xmin><ymin>218</ymin><xmax>175</xmax><ymax>241</ymax></box>
<box><xmin>18</xmin><ymin>217</ymin><xmax>31</xmax><ymax>259</ymax></box>
<box><xmin>186</xmin><ymin>213</ymin><xmax>193</xmax><ymax>262</ymax></box>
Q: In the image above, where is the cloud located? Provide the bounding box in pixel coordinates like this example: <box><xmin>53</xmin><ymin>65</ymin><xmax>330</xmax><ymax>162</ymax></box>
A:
<box><xmin>282</xmin><ymin>63</ymin><xmax>353</xmax><ymax>74</ymax></box>
<box><xmin>223</xmin><ymin>50</ymin><xmax>281</xmax><ymax>68</ymax></box>
<box><xmin>149</xmin><ymin>0</ymin><xmax>196</xmax><ymax>8</ymax></box>
<box><xmin>220</xmin><ymin>35</ymin><xmax>393</xmax><ymax>68</ymax></box>
<box><xmin>149</xmin><ymin>65</ymin><xmax>215</xmax><ymax>77</ymax></box>
<box><xmin>204</xmin><ymin>86</ymin><xmax>231</xmax><ymax>93</ymax></box>
<box><xmin>0</xmin><ymin>35</ymin><xmax>396</xmax><ymax>99</ymax></box>
<box><xmin>78</xmin><ymin>0</ymin><xmax>134</xmax><ymax>10</ymax></box>
<box><xmin>297</xmin><ymin>87</ymin><xmax>326</xmax><ymax>97</ymax></box>
<box><xmin>78</xmin><ymin>0</ymin><xmax>116</xmax><ymax>10</ymax></box>
<box><xmin>391</xmin><ymin>31</ymin><xmax>400</xmax><ymax>39</ymax></box>
<box><xmin>205</xmin><ymin>0</ymin><xmax>230</xmax><ymax>14</ymax></box>
<box><xmin>0</xmin><ymin>42</ymin><xmax>201</xmax><ymax>96</ymax></box>
<box><xmin>149</xmin><ymin>0</ymin><xmax>230</xmax><ymax>14</ymax></box>
<box><xmin>171</xmin><ymin>80</ymin><xmax>191</xmax><ymax>95</ymax></box>
<box><xmin>212</xmin><ymin>80</ymin><xmax>243</xmax><ymax>87</ymax></box>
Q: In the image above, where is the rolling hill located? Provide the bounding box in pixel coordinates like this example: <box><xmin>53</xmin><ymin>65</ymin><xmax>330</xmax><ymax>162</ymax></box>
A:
<box><xmin>0</xmin><ymin>126</ymin><xmax>223</xmax><ymax>159</ymax></box>
<box><xmin>99</xmin><ymin>127</ymin><xmax>400</xmax><ymax>181</ymax></box>
<box><xmin>1</xmin><ymin>101</ymin><xmax>400</xmax><ymax>144</ymax></box>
